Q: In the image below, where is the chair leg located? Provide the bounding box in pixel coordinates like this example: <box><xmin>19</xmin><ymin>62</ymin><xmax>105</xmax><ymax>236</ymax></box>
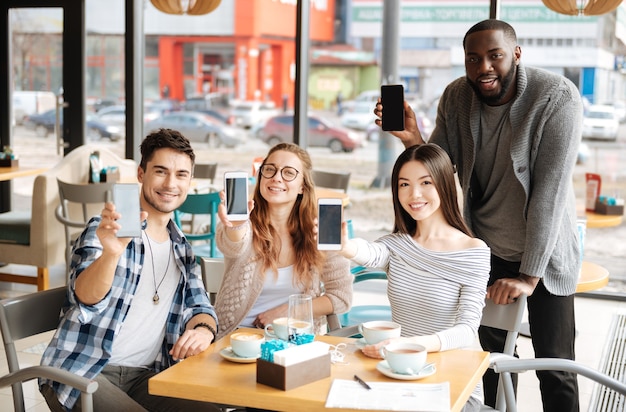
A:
<box><xmin>37</xmin><ymin>267</ymin><xmax>49</xmax><ymax>291</ymax></box>
<box><xmin>0</xmin><ymin>268</ymin><xmax>48</xmax><ymax>290</ymax></box>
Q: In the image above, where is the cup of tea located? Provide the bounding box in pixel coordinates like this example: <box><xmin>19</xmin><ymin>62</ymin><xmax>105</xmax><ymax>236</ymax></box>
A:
<box><xmin>230</xmin><ymin>331</ymin><xmax>265</xmax><ymax>358</ymax></box>
<box><xmin>380</xmin><ymin>342</ymin><xmax>427</xmax><ymax>375</ymax></box>
<box><xmin>358</xmin><ymin>320</ymin><xmax>401</xmax><ymax>344</ymax></box>
<box><xmin>264</xmin><ymin>317</ymin><xmax>289</xmax><ymax>341</ymax></box>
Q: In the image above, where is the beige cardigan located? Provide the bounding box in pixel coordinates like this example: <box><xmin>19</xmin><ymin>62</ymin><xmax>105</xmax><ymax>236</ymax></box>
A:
<box><xmin>214</xmin><ymin>221</ymin><xmax>353</xmax><ymax>339</ymax></box>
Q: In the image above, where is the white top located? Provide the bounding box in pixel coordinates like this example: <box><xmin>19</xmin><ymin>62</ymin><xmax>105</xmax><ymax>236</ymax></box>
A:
<box><xmin>241</xmin><ymin>265</ymin><xmax>299</xmax><ymax>327</ymax></box>
<box><xmin>109</xmin><ymin>233</ymin><xmax>178</xmax><ymax>367</ymax></box>
<box><xmin>352</xmin><ymin>233</ymin><xmax>491</xmax><ymax>405</ymax></box>
<box><xmin>353</xmin><ymin>233</ymin><xmax>490</xmax><ymax>350</ymax></box>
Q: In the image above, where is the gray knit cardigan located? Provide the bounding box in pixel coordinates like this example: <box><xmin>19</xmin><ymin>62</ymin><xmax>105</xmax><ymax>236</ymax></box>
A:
<box><xmin>430</xmin><ymin>63</ymin><xmax>583</xmax><ymax>296</ymax></box>
<box><xmin>214</xmin><ymin>221</ymin><xmax>353</xmax><ymax>339</ymax></box>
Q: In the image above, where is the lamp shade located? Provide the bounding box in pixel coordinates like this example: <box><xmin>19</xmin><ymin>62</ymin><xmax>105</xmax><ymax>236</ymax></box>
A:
<box><xmin>542</xmin><ymin>0</ymin><xmax>623</xmax><ymax>16</ymax></box>
<box><xmin>150</xmin><ymin>0</ymin><xmax>221</xmax><ymax>15</ymax></box>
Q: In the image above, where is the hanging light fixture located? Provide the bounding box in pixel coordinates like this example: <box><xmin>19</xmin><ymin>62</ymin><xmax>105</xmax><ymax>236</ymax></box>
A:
<box><xmin>542</xmin><ymin>0</ymin><xmax>623</xmax><ymax>16</ymax></box>
<box><xmin>150</xmin><ymin>0</ymin><xmax>221</xmax><ymax>16</ymax></box>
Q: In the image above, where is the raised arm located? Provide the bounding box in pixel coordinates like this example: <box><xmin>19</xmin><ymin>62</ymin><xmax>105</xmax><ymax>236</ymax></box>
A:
<box><xmin>374</xmin><ymin>98</ymin><xmax>426</xmax><ymax>148</ymax></box>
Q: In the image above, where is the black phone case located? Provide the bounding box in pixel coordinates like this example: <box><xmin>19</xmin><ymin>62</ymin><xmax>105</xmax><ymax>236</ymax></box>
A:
<box><xmin>381</xmin><ymin>85</ymin><xmax>405</xmax><ymax>131</ymax></box>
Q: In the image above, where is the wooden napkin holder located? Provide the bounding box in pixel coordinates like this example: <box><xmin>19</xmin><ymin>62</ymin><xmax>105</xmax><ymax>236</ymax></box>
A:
<box><xmin>0</xmin><ymin>158</ymin><xmax>18</xmax><ymax>167</ymax></box>
<box><xmin>595</xmin><ymin>199</ymin><xmax>624</xmax><ymax>216</ymax></box>
<box><xmin>256</xmin><ymin>353</ymin><xmax>331</xmax><ymax>390</ymax></box>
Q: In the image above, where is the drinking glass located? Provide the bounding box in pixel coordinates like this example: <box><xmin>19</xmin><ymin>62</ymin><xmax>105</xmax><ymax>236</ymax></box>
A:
<box><xmin>287</xmin><ymin>294</ymin><xmax>313</xmax><ymax>343</ymax></box>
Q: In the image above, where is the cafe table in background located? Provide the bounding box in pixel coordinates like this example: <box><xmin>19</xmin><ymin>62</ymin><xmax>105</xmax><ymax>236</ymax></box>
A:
<box><xmin>149</xmin><ymin>327</ymin><xmax>489</xmax><ymax>412</ymax></box>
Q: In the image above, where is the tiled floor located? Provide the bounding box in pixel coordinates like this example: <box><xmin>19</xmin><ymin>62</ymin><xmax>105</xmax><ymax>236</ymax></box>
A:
<box><xmin>0</xmin><ymin>263</ymin><xmax>624</xmax><ymax>411</ymax></box>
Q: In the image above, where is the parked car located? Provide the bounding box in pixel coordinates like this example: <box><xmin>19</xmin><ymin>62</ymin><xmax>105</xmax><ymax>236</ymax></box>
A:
<box><xmin>257</xmin><ymin>113</ymin><xmax>363</xmax><ymax>153</ymax></box>
<box><xmin>145</xmin><ymin>111</ymin><xmax>246</xmax><ymax>147</ymax></box>
<box><xmin>340</xmin><ymin>102</ymin><xmax>377</xmax><ymax>130</ymax></box>
<box><xmin>582</xmin><ymin>105</ymin><xmax>619</xmax><ymax>141</ymax></box>
<box><xmin>195</xmin><ymin>108</ymin><xmax>234</xmax><ymax>125</ymax></box>
<box><xmin>601</xmin><ymin>100</ymin><xmax>626</xmax><ymax>123</ymax></box>
<box><xmin>23</xmin><ymin>109</ymin><xmax>123</xmax><ymax>141</ymax></box>
<box><xmin>12</xmin><ymin>91</ymin><xmax>56</xmax><ymax>126</ymax></box>
<box><xmin>96</xmin><ymin>105</ymin><xmax>126</xmax><ymax>128</ymax></box>
<box><xmin>230</xmin><ymin>101</ymin><xmax>279</xmax><ymax>129</ymax></box>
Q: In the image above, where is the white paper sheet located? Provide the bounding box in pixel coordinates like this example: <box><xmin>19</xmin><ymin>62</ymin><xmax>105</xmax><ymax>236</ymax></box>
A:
<box><xmin>325</xmin><ymin>379</ymin><xmax>450</xmax><ymax>411</ymax></box>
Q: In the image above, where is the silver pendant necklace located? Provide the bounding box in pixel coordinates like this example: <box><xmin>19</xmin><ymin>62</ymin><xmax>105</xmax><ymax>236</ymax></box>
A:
<box><xmin>144</xmin><ymin>231</ymin><xmax>172</xmax><ymax>304</ymax></box>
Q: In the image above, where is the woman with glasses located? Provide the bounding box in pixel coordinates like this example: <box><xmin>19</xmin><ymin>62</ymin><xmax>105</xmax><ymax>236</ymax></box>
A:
<box><xmin>213</xmin><ymin>143</ymin><xmax>352</xmax><ymax>340</ymax></box>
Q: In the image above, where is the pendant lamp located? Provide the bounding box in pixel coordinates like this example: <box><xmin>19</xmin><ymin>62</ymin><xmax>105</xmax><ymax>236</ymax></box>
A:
<box><xmin>150</xmin><ymin>0</ymin><xmax>221</xmax><ymax>15</ymax></box>
<box><xmin>542</xmin><ymin>0</ymin><xmax>623</xmax><ymax>16</ymax></box>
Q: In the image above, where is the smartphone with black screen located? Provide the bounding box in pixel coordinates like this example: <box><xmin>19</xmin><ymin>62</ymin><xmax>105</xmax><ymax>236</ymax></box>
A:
<box><xmin>113</xmin><ymin>184</ymin><xmax>141</xmax><ymax>238</ymax></box>
<box><xmin>317</xmin><ymin>198</ymin><xmax>343</xmax><ymax>251</ymax></box>
<box><xmin>224</xmin><ymin>171</ymin><xmax>249</xmax><ymax>220</ymax></box>
<box><xmin>381</xmin><ymin>84</ymin><xmax>405</xmax><ymax>131</ymax></box>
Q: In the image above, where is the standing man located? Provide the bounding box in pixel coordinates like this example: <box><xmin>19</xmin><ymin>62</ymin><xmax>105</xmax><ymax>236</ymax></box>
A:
<box><xmin>40</xmin><ymin>128</ymin><xmax>220</xmax><ymax>412</ymax></box>
<box><xmin>377</xmin><ymin>19</ymin><xmax>582</xmax><ymax>410</ymax></box>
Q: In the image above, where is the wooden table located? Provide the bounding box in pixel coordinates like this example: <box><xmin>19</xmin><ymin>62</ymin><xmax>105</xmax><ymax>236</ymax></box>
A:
<box><xmin>585</xmin><ymin>211</ymin><xmax>623</xmax><ymax>229</ymax></box>
<box><xmin>576</xmin><ymin>261</ymin><xmax>609</xmax><ymax>293</ymax></box>
<box><xmin>0</xmin><ymin>166</ymin><xmax>48</xmax><ymax>213</ymax></box>
<box><xmin>0</xmin><ymin>166</ymin><xmax>47</xmax><ymax>182</ymax></box>
<box><xmin>149</xmin><ymin>328</ymin><xmax>489</xmax><ymax>412</ymax></box>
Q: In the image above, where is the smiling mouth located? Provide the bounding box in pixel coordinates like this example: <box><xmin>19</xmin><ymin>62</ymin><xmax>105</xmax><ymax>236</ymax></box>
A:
<box><xmin>478</xmin><ymin>77</ymin><xmax>498</xmax><ymax>91</ymax></box>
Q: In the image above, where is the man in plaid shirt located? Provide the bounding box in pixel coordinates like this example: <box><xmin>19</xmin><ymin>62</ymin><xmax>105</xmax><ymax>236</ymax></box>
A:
<box><xmin>40</xmin><ymin>129</ymin><xmax>220</xmax><ymax>411</ymax></box>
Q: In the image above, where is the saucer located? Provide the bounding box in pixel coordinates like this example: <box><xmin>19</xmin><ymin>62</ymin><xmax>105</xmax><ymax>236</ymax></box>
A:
<box><xmin>376</xmin><ymin>360</ymin><xmax>436</xmax><ymax>381</ymax></box>
<box><xmin>219</xmin><ymin>346</ymin><xmax>260</xmax><ymax>363</ymax></box>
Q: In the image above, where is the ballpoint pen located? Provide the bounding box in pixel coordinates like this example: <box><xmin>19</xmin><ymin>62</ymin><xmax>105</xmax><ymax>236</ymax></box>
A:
<box><xmin>353</xmin><ymin>374</ymin><xmax>372</xmax><ymax>390</ymax></box>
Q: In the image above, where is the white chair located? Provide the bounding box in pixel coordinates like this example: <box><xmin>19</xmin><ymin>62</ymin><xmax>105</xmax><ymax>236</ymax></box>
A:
<box><xmin>492</xmin><ymin>357</ymin><xmax>626</xmax><ymax>412</ymax></box>
<box><xmin>199</xmin><ymin>257</ymin><xmax>225</xmax><ymax>305</ymax></box>
<box><xmin>0</xmin><ymin>287</ymin><xmax>98</xmax><ymax>412</ymax></box>
<box><xmin>479</xmin><ymin>295</ymin><xmax>527</xmax><ymax>412</ymax></box>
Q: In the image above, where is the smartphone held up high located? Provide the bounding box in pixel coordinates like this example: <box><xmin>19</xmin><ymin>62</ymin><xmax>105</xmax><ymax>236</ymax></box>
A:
<box><xmin>113</xmin><ymin>183</ymin><xmax>142</xmax><ymax>238</ymax></box>
<box><xmin>381</xmin><ymin>84</ymin><xmax>405</xmax><ymax>131</ymax></box>
<box><xmin>224</xmin><ymin>171</ymin><xmax>249</xmax><ymax>220</ymax></box>
<box><xmin>317</xmin><ymin>198</ymin><xmax>343</xmax><ymax>251</ymax></box>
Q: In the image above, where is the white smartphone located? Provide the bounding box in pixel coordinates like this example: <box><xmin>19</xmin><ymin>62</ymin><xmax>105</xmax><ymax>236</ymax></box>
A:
<box><xmin>224</xmin><ymin>171</ymin><xmax>249</xmax><ymax>220</ymax></box>
<box><xmin>113</xmin><ymin>183</ymin><xmax>142</xmax><ymax>238</ymax></box>
<box><xmin>317</xmin><ymin>198</ymin><xmax>343</xmax><ymax>250</ymax></box>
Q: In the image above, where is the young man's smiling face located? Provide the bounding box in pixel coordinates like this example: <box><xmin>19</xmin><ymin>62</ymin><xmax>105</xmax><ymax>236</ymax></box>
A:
<box><xmin>138</xmin><ymin>147</ymin><xmax>193</xmax><ymax>215</ymax></box>
<box><xmin>464</xmin><ymin>29</ymin><xmax>521</xmax><ymax>106</ymax></box>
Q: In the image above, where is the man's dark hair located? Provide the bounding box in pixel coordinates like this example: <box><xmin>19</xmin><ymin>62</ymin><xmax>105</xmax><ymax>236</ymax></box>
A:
<box><xmin>139</xmin><ymin>128</ymin><xmax>195</xmax><ymax>170</ymax></box>
<box><xmin>463</xmin><ymin>19</ymin><xmax>518</xmax><ymax>49</ymax></box>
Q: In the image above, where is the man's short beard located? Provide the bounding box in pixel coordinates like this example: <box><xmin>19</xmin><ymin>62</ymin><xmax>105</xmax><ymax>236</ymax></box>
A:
<box><xmin>467</xmin><ymin>62</ymin><xmax>517</xmax><ymax>106</ymax></box>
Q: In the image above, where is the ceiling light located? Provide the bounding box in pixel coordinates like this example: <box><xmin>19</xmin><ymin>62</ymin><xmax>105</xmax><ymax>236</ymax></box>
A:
<box><xmin>542</xmin><ymin>0</ymin><xmax>622</xmax><ymax>16</ymax></box>
<box><xmin>150</xmin><ymin>0</ymin><xmax>221</xmax><ymax>16</ymax></box>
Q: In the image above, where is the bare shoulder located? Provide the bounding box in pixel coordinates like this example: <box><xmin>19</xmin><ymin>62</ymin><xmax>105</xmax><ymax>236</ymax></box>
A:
<box><xmin>451</xmin><ymin>231</ymin><xmax>487</xmax><ymax>250</ymax></box>
<box><xmin>465</xmin><ymin>236</ymin><xmax>487</xmax><ymax>249</ymax></box>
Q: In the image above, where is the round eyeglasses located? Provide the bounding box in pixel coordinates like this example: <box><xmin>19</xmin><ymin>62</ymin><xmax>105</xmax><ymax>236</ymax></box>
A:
<box><xmin>259</xmin><ymin>164</ymin><xmax>300</xmax><ymax>182</ymax></box>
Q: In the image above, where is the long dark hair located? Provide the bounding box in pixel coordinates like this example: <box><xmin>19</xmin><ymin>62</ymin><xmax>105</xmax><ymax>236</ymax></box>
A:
<box><xmin>391</xmin><ymin>144</ymin><xmax>472</xmax><ymax>237</ymax></box>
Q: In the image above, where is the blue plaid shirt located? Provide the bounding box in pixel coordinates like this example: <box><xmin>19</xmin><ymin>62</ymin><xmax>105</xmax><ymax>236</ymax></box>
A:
<box><xmin>39</xmin><ymin>216</ymin><xmax>217</xmax><ymax>410</ymax></box>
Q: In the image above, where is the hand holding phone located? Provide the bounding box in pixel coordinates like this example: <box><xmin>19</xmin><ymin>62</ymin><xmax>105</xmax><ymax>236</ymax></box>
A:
<box><xmin>224</xmin><ymin>171</ymin><xmax>249</xmax><ymax>220</ymax></box>
<box><xmin>317</xmin><ymin>198</ymin><xmax>343</xmax><ymax>251</ymax></box>
<box><xmin>381</xmin><ymin>84</ymin><xmax>405</xmax><ymax>131</ymax></box>
<box><xmin>113</xmin><ymin>184</ymin><xmax>142</xmax><ymax>238</ymax></box>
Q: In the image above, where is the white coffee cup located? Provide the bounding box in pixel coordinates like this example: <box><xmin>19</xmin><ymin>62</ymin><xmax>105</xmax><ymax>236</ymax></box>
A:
<box><xmin>358</xmin><ymin>320</ymin><xmax>401</xmax><ymax>344</ymax></box>
<box><xmin>380</xmin><ymin>342</ymin><xmax>427</xmax><ymax>375</ymax></box>
<box><xmin>264</xmin><ymin>317</ymin><xmax>289</xmax><ymax>341</ymax></box>
<box><xmin>230</xmin><ymin>331</ymin><xmax>265</xmax><ymax>358</ymax></box>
